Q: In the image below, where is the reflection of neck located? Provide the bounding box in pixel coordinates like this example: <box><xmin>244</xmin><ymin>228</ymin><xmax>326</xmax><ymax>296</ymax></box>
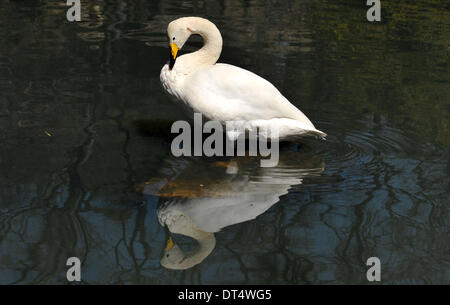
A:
<box><xmin>167</xmin><ymin>213</ymin><xmax>216</xmax><ymax>269</ymax></box>
<box><xmin>182</xmin><ymin>231</ymin><xmax>216</xmax><ymax>268</ymax></box>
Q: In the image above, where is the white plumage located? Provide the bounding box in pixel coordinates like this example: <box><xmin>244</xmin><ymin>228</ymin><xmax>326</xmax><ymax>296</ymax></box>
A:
<box><xmin>160</xmin><ymin>17</ymin><xmax>326</xmax><ymax>141</ymax></box>
<box><xmin>150</xmin><ymin>154</ymin><xmax>325</xmax><ymax>269</ymax></box>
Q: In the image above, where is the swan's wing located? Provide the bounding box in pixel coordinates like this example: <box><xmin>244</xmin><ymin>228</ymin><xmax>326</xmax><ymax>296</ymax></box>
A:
<box><xmin>182</xmin><ymin>63</ymin><xmax>315</xmax><ymax>128</ymax></box>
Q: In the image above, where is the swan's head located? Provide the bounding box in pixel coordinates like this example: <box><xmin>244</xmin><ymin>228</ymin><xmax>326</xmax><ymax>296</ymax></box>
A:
<box><xmin>166</xmin><ymin>17</ymin><xmax>221</xmax><ymax>69</ymax></box>
<box><xmin>159</xmin><ymin>211</ymin><xmax>216</xmax><ymax>270</ymax></box>
<box><xmin>160</xmin><ymin>236</ymin><xmax>189</xmax><ymax>270</ymax></box>
<box><xmin>167</xmin><ymin>18</ymin><xmax>194</xmax><ymax>69</ymax></box>
<box><xmin>161</xmin><ymin>233</ymin><xmax>216</xmax><ymax>270</ymax></box>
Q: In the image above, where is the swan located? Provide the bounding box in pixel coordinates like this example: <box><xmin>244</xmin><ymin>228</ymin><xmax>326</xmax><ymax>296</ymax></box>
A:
<box><xmin>137</xmin><ymin>153</ymin><xmax>325</xmax><ymax>270</ymax></box>
<box><xmin>160</xmin><ymin>17</ymin><xmax>326</xmax><ymax>141</ymax></box>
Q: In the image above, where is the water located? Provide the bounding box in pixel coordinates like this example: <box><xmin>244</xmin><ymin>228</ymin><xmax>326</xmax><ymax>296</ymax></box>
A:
<box><xmin>0</xmin><ymin>0</ymin><xmax>448</xmax><ymax>284</ymax></box>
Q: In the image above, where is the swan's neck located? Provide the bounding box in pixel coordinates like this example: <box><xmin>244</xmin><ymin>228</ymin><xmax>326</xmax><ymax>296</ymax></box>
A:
<box><xmin>182</xmin><ymin>231</ymin><xmax>216</xmax><ymax>268</ymax></box>
<box><xmin>176</xmin><ymin>19</ymin><xmax>223</xmax><ymax>75</ymax></box>
<box><xmin>164</xmin><ymin>213</ymin><xmax>216</xmax><ymax>269</ymax></box>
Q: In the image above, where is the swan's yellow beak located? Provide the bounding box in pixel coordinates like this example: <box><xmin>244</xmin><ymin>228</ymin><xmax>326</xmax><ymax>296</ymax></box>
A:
<box><xmin>170</xmin><ymin>43</ymin><xmax>179</xmax><ymax>58</ymax></box>
<box><xmin>165</xmin><ymin>236</ymin><xmax>174</xmax><ymax>251</ymax></box>
<box><xmin>169</xmin><ymin>43</ymin><xmax>179</xmax><ymax>69</ymax></box>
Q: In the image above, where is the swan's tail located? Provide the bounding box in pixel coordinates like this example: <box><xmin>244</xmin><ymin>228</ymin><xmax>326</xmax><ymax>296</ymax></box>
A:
<box><xmin>285</xmin><ymin>118</ymin><xmax>327</xmax><ymax>140</ymax></box>
<box><xmin>229</xmin><ymin>118</ymin><xmax>327</xmax><ymax>141</ymax></box>
<box><xmin>309</xmin><ymin>129</ymin><xmax>327</xmax><ymax>140</ymax></box>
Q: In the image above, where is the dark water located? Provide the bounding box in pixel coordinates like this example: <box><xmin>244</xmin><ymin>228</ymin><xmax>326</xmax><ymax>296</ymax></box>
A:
<box><xmin>0</xmin><ymin>0</ymin><xmax>449</xmax><ymax>284</ymax></box>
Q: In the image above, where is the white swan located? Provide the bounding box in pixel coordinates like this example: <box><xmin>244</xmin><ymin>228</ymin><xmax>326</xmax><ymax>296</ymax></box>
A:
<box><xmin>138</xmin><ymin>153</ymin><xmax>324</xmax><ymax>270</ymax></box>
<box><xmin>160</xmin><ymin>17</ymin><xmax>326</xmax><ymax>141</ymax></box>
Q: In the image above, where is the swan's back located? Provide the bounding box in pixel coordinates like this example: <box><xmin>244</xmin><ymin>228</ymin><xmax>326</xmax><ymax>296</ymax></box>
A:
<box><xmin>182</xmin><ymin>63</ymin><xmax>316</xmax><ymax>128</ymax></box>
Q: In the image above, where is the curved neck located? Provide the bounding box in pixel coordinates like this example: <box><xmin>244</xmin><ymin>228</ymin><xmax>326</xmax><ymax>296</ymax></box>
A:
<box><xmin>164</xmin><ymin>213</ymin><xmax>216</xmax><ymax>269</ymax></box>
<box><xmin>176</xmin><ymin>18</ymin><xmax>223</xmax><ymax>75</ymax></box>
<box><xmin>182</xmin><ymin>231</ymin><xmax>216</xmax><ymax>268</ymax></box>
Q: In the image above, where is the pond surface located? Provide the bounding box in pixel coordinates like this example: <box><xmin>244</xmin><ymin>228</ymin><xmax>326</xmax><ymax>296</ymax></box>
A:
<box><xmin>0</xmin><ymin>0</ymin><xmax>448</xmax><ymax>284</ymax></box>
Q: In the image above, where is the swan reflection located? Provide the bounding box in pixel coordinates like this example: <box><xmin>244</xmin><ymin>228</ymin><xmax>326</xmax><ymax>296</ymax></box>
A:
<box><xmin>138</xmin><ymin>152</ymin><xmax>325</xmax><ymax>270</ymax></box>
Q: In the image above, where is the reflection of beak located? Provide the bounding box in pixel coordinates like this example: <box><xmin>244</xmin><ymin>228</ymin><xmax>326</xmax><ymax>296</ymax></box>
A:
<box><xmin>165</xmin><ymin>236</ymin><xmax>174</xmax><ymax>251</ymax></box>
<box><xmin>169</xmin><ymin>43</ymin><xmax>178</xmax><ymax>70</ymax></box>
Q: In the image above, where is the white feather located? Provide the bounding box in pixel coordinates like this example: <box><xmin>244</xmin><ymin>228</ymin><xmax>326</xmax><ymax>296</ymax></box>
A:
<box><xmin>160</xmin><ymin>17</ymin><xmax>326</xmax><ymax>141</ymax></box>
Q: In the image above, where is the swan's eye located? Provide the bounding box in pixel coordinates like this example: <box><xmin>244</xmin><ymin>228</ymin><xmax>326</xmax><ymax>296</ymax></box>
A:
<box><xmin>172</xmin><ymin>37</ymin><xmax>175</xmax><ymax>41</ymax></box>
